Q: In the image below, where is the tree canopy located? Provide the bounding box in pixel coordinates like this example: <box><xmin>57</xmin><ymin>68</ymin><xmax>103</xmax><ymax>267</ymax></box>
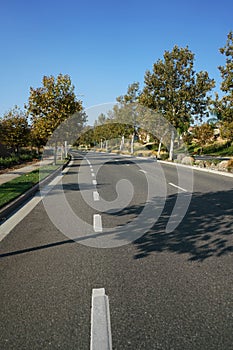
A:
<box><xmin>139</xmin><ymin>45</ymin><xmax>215</xmax><ymax>133</ymax></box>
<box><xmin>214</xmin><ymin>31</ymin><xmax>233</xmax><ymax>123</ymax></box>
<box><xmin>0</xmin><ymin>106</ymin><xmax>30</xmax><ymax>153</ymax></box>
<box><xmin>27</xmin><ymin>74</ymin><xmax>86</xmax><ymax>147</ymax></box>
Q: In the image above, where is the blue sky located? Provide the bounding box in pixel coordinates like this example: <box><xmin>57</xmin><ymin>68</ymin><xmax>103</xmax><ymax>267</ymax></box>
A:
<box><xmin>0</xmin><ymin>0</ymin><xmax>232</xmax><ymax>124</ymax></box>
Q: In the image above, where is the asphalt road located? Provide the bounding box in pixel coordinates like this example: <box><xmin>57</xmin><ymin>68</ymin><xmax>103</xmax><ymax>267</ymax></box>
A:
<box><xmin>0</xmin><ymin>151</ymin><xmax>233</xmax><ymax>349</ymax></box>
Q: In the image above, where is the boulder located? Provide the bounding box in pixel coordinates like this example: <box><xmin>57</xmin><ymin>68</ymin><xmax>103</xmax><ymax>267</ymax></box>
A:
<box><xmin>217</xmin><ymin>161</ymin><xmax>229</xmax><ymax>172</ymax></box>
<box><xmin>177</xmin><ymin>153</ymin><xmax>186</xmax><ymax>162</ymax></box>
<box><xmin>181</xmin><ymin>156</ymin><xmax>194</xmax><ymax>165</ymax></box>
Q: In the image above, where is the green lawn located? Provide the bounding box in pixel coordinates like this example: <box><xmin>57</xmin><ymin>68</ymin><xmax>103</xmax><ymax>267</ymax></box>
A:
<box><xmin>187</xmin><ymin>141</ymin><xmax>233</xmax><ymax>157</ymax></box>
<box><xmin>0</xmin><ymin>165</ymin><xmax>60</xmax><ymax>209</ymax></box>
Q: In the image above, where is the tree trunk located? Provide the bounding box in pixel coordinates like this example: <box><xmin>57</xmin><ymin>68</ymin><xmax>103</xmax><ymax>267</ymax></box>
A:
<box><xmin>157</xmin><ymin>141</ymin><xmax>162</xmax><ymax>159</ymax></box>
<box><xmin>169</xmin><ymin>130</ymin><xmax>174</xmax><ymax>161</ymax></box>
<box><xmin>130</xmin><ymin>132</ymin><xmax>134</xmax><ymax>154</ymax></box>
<box><xmin>120</xmin><ymin>135</ymin><xmax>124</xmax><ymax>151</ymax></box>
<box><xmin>64</xmin><ymin>141</ymin><xmax>68</xmax><ymax>158</ymax></box>
<box><xmin>53</xmin><ymin>141</ymin><xmax>57</xmax><ymax>165</ymax></box>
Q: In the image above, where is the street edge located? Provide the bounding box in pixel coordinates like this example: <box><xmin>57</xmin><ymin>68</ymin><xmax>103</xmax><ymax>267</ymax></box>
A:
<box><xmin>0</xmin><ymin>157</ymin><xmax>71</xmax><ymax>223</ymax></box>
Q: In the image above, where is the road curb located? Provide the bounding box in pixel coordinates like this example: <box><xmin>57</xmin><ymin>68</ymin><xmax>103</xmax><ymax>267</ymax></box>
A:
<box><xmin>158</xmin><ymin>159</ymin><xmax>233</xmax><ymax>178</ymax></box>
<box><xmin>0</xmin><ymin>157</ymin><xmax>71</xmax><ymax>223</ymax></box>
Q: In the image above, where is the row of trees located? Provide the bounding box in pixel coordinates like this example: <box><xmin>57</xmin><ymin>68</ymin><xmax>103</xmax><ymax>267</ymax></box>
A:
<box><xmin>0</xmin><ymin>32</ymin><xmax>232</xmax><ymax>159</ymax></box>
<box><xmin>0</xmin><ymin>74</ymin><xmax>87</xmax><ymax>154</ymax></box>
<box><xmin>78</xmin><ymin>31</ymin><xmax>233</xmax><ymax>159</ymax></box>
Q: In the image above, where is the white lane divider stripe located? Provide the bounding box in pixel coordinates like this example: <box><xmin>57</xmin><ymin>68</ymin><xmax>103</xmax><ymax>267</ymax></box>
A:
<box><xmin>91</xmin><ymin>288</ymin><xmax>112</xmax><ymax>350</ymax></box>
<box><xmin>93</xmin><ymin>191</ymin><xmax>100</xmax><ymax>201</ymax></box>
<box><xmin>139</xmin><ymin>169</ymin><xmax>147</xmax><ymax>174</ymax></box>
<box><xmin>92</xmin><ymin>180</ymin><xmax>97</xmax><ymax>185</ymax></box>
<box><xmin>169</xmin><ymin>182</ymin><xmax>187</xmax><ymax>192</ymax></box>
<box><xmin>93</xmin><ymin>214</ymin><xmax>102</xmax><ymax>232</ymax></box>
<box><xmin>92</xmin><ymin>173</ymin><xmax>95</xmax><ymax>177</ymax></box>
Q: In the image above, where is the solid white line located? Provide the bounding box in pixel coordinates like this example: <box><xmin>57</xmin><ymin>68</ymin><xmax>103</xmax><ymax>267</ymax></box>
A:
<box><xmin>169</xmin><ymin>182</ymin><xmax>187</xmax><ymax>192</ymax></box>
<box><xmin>92</xmin><ymin>180</ymin><xmax>97</xmax><ymax>185</ymax></box>
<box><xmin>90</xmin><ymin>288</ymin><xmax>112</xmax><ymax>350</ymax></box>
<box><xmin>93</xmin><ymin>214</ymin><xmax>102</xmax><ymax>232</ymax></box>
<box><xmin>93</xmin><ymin>191</ymin><xmax>100</xmax><ymax>201</ymax></box>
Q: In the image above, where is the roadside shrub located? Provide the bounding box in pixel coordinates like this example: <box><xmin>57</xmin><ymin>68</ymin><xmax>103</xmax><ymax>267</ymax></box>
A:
<box><xmin>0</xmin><ymin>156</ymin><xmax>19</xmax><ymax>168</ymax></box>
<box><xmin>159</xmin><ymin>153</ymin><xmax>169</xmax><ymax>160</ymax></box>
<box><xmin>0</xmin><ymin>150</ymin><xmax>40</xmax><ymax>169</ymax></box>
<box><xmin>19</xmin><ymin>154</ymin><xmax>33</xmax><ymax>162</ymax></box>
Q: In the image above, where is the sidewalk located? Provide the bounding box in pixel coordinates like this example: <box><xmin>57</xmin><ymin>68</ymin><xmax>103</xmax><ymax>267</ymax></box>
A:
<box><xmin>0</xmin><ymin>158</ymin><xmax>54</xmax><ymax>185</ymax></box>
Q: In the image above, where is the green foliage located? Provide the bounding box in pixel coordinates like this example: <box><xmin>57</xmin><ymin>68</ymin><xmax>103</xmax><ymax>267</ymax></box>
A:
<box><xmin>76</xmin><ymin>126</ymin><xmax>95</xmax><ymax>147</ymax></box>
<box><xmin>0</xmin><ymin>155</ymin><xmax>19</xmax><ymax>168</ymax></box>
<box><xmin>27</xmin><ymin>74</ymin><xmax>86</xmax><ymax>148</ymax></box>
<box><xmin>193</xmin><ymin>123</ymin><xmax>214</xmax><ymax>147</ymax></box>
<box><xmin>76</xmin><ymin>122</ymin><xmax>134</xmax><ymax>147</ymax></box>
<box><xmin>159</xmin><ymin>153</ymin><xmax>169</xmax><ymax>160</ymax></box>
<box><xmin>0</xmin><ymin>106</ymin><xmax>30</xmax><ymax>153</ymax></box>
<box><xmin>139</xmin><ymin>45</ymin><xmax>215</xmax><ymax>132</ymax></box>
<box><xmin>116</xmin><ymin>82</ymin><xmax>140</xmax><ymax>104</ymax></box>
<box><xmin>0</xmin><ymin>150</ymin><xmax>39</xmax><ymax>168</ymax></box>
<box><xmin>94</xmin><ymin>113</ymin><xmax>107</xmax><ymax>127</ymax></box>
<box><xmin>213</xmin><ymin>31</ymin><xmax>233</xmax><ymax>123</ymax></box>
<box><xmin>220</xmin><ymin>121</ymin><xmax>233</xmax><ymax>141</ymax></box>
<box><xmin>188</xmin><ymin>140</ymin><xmax>233</xmax><ymax>156</ymax></box>
<box><xmin>111</xmin><ymin>83</ymin><xmax>142</xmax><ymax>131</ymax></box>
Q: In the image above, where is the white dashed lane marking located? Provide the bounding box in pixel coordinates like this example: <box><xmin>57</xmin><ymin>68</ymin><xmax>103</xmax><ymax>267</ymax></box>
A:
<box><xmin>93</xmin><ymin>191</ymin><xmax>100</xmax><ymax>201</ymax></box>
<box><xmin>91</xmin><ymin>288</ymin><xmax>112</xmax><ymax>350</ymax></box>
<box><xmin>93</xmin><ymin>214</ymin><xmax>102</xmax><ymax>232</ymax></box>
<box><xmin>169</xmin><ymin>182</ymin><xmax>187</xmax><ymax>192</ymax></box>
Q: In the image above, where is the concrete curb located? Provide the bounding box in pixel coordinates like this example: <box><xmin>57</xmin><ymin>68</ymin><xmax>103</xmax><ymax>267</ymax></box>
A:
<box><xmin>158</xmin><ymin>160</ymin><xmax>233</xmax><ymax>178</ymax></box>
<box><xmin>0</xmin><ymin>158</ymin><xmax>71</xmax><ymax>223</ymax></box>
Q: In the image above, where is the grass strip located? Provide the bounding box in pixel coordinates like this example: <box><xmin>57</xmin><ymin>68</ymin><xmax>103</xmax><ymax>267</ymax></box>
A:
<box><xmin>0</xmin><ymin>165</ymin><xmax>60</xmax><ymax>209</ymax></box>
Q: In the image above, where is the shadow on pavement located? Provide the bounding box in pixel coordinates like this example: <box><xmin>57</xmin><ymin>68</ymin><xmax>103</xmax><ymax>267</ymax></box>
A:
<box><xmin>1</xmin><ymin>189</ymin><xmax>232</xmax><ymax>263</ymax></box>
<box><xmin>133</xmin><ymin>188</ymin><xmax>233</xmax><ymax>262</ymax></box>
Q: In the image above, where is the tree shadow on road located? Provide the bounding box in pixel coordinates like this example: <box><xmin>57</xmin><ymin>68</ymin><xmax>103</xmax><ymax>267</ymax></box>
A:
<box><xmin>133</xmin><ymin>188</ymin><xmax>233</xmax><ymax>262</ymax></box>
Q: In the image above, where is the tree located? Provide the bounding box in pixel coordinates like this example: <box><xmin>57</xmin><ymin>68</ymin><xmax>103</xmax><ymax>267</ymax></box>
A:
<box><xmin>111</xmin><ymin>83</ymin><xmax>141</xmax><ymax>153</ymax></box>
<box><xmin>193</xmin><ymin>123</ymin><xmax>214</xmax><ymax>153</ymax></box>
<box><xmin>214</xmin><ymin>31</ymin><xmax>233</xmax><ymax>123</ymax></box>
<box><xmin>0</xmin><ymin>106</ymin><xmax>30</xmax><ymax>153</ymax></box>
<box><xmin>75</xmin><ymin>126</ymin><xmax>95</xmax><ymax>148</ymax></box>
<box><xmin>94</xmin><ymin>113</ymin><xmax>107</xmax><ymax>127</ymax></box>
<box><xmin>213</xmin><ymin>32</ymin><xmax>233</xmax><ymax>142</ymax></box>
<box><xmin>220</xmin><ymin>121</ymin><xmax>233</xmax><ymax>141</ymax></box>
<box><xmin>27</xmin><ymin>74</ymin><xmax>85</xmax><ymax>149</ymax></box>
<box><xmin>139</xmin><ymin>45</ymin><xmax>215</xmax><ymax>159</ymax></box>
